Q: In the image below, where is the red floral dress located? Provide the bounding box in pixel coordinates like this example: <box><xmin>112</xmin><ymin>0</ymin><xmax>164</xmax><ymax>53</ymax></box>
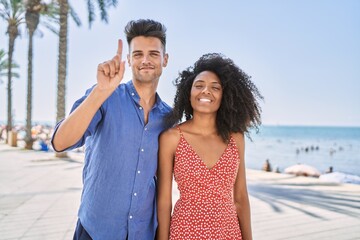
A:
<box><xmin>170</xmin><ymin>128</ymin><xmax>242</xmax><ymax>240</ymax></box>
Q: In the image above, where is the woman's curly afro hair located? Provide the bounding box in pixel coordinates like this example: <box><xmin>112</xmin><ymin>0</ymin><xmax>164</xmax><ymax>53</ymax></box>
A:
<box><xmin>167</xmin><ymin>53</ymin><xmax>263</xmax><ymax>142</ymax></box>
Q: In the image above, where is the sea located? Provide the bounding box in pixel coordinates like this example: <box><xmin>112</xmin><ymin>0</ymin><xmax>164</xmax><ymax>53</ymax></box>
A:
<box><xmin>1</xmin><ymin>121</ymin><xmax>360</xmax><ymax>184</ymax></box>
<box><xmin>245</xmin><ymin>125</ymin><xmax>360</xmax><ymax>184</ymax></box>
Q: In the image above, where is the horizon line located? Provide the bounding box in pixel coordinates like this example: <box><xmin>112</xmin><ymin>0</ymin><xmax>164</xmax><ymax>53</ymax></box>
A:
<box><xmin>0</xmin><ymin>120</ymin><xmax>359</xmax><ymax>129</ymax></box>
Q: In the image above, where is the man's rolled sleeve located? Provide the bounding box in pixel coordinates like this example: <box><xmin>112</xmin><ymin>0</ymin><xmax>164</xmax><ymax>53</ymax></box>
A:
<box><xmin>51</xmin><ymin>86</ymin><xmax>103</xmax><ymax>152</ymax></box>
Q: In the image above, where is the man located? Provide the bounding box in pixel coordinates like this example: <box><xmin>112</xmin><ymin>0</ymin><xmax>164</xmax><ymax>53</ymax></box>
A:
<box><xmin>51</xmin><ymin>19</ymin><xmax>171</xmax><ymax>240</ymax></box>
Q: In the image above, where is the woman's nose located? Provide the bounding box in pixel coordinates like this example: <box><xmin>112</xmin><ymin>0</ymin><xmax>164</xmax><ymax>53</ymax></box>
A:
<box><xmin>201</xmin><ymin>86</ymin><xmax>211</xmax><ymax>94</ymax></box>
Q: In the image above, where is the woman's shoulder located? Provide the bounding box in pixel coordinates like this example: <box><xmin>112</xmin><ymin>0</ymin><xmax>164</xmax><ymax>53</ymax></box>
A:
<box><xmin>160</xmin><ymin>126</ymin><xmax>181</xmax><ymax>145</ymax></box>
<box><xmin>231</xmin><ymin>132</ymin><xmax>245</xmax><ymax>146</ymax></box>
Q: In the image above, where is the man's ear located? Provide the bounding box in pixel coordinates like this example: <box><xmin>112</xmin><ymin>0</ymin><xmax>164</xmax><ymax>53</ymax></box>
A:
<box><xmin>163</xmin><ymin>53</ymin><xmax>169</xmax><ymax>67</ymax></box>
<box><xmin>127</xmin><ymin>54</ymin><xmax>131</xmax><ymax>66</ymax></box>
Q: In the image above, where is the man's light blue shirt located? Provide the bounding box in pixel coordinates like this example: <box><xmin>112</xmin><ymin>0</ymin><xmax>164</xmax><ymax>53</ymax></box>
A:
<box><xmin>51</xmin><ymin>81</ymin><xmax>171</xmax><ymax>239</ymax></box>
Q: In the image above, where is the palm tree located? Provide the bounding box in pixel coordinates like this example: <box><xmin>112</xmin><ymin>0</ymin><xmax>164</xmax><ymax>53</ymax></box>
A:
<box><xmin>0</xmin><ymin>50</ymin><xmax>19</xmax><ymax>144</ymax></box>
<box><xmin>0</xmin><ymin>49</ymin><xmax>7</xmax><ymax>85</ymax></box>
<box><xmin>0</xmin><ymin>49</ymin><xmax>20</xmax><ymax>85</ymax></box>
<box><xmin>55</xmin><ymin>0</ymin><xmax>117</xmax><ymax>157</ymax></box>
<box><xmin>0</xmin><ymin>50</ymin><xmax>20</xmax><ymax>132</ymax></box>
<box><xmin>23</xmin><ymin>0</ymin><xmax>59</xmax><ymax>149</ymax></box>
<box><xmin>0</xmin><ymin>0</ymin><xmax>24</xmax><ymax>143</ymax></box>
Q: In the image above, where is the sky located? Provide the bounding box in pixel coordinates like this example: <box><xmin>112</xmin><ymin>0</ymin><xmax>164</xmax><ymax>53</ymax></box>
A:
<box><xmin>0</xmin><ymin>0</ymin><xmax>359</xmax><ymax>127</ymax></box>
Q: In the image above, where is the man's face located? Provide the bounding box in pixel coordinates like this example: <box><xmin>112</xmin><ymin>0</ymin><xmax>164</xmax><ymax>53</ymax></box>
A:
<box><xmin>127</xmin><ymin>36</ymin><xmax>168</xmax><ymax>84</ymax></box>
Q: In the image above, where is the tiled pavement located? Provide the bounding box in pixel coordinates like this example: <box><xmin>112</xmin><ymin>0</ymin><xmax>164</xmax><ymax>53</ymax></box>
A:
<box><xmin>0</xmin><ymin>143</ymin><xmax>359</xmax><ymax>240</ymax></box>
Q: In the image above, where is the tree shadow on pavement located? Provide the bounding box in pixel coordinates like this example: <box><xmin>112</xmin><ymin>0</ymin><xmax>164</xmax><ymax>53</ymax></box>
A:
<box><xmin>248</xmin><ymin>183</ymin><xmax>360</xmax><ymax>219</ymax></box>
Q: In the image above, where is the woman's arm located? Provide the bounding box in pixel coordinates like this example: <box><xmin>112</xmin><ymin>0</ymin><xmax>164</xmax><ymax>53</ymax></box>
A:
<box><xmin>233</xmin><ymin>133</ymin><xmax>253</xmax><ymax>240</ymax></box>
<box><xmin>157</xmin><ymin>128</ymin><xmax>179</xmax><ymax>240</ymax></box>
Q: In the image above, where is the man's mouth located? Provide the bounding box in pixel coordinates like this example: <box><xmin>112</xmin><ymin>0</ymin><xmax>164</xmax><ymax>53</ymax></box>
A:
<box><xmin>139</xmin><ymin>66</ymin><xmax>155</xmax><ymax>70</ymax></box>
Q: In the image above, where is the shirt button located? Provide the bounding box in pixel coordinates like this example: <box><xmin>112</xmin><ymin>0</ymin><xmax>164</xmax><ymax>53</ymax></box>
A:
<box><xmin>139</xmin><ymin>106</ymin><xmax>143</xmax><ymax>110</ymax></box>
<box><xmin>141</xmin><ymin>149</ymin><xmax>144</xmax><ymax>152</ymax></box>
<box><xmin>134</xmin><ymin>193</ymin><xmax>137</xmax><ymax>196</ymax></box>
<box><xmin>129</xmin><ymin>215</ymin><xmax>133</xmax><ymax>219</ymax></box>
<box><xmin>137</xmin><ymin>170</ymin><xmax>141</xmax><ymax>174</ymax></box>
<box><xmin>144</xmin><ymin>127</ymin><xmax>148</xmax><ymax>131</ymax></box>
<box><xmin>131</xmin><ymin>93</ymin><xmax>134</xmax><ymax>96</ymax></box>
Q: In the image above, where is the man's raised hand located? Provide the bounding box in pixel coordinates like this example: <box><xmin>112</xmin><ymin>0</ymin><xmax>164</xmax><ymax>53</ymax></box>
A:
<box><xmin>97</xmin><ymin>39</ymin><xmax>126</xmax><ymax>92</ymax></box>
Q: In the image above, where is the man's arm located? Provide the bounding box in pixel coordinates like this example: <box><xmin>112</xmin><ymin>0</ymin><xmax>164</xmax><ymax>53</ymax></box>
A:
<box><xmin>52</xmin><ymin>40</ymin><xmax>126</xmax><ymax>151</ymax></box>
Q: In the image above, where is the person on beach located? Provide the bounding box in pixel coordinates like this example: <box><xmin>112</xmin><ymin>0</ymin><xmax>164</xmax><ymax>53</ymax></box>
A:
<box><xmin>262</xmin><ymin>159</ymin><xmax>272</xmax><ymax>172</ymax></box>
<box><xmin>157</xmin><ymin>53</ymin><xmax>262</xmax><ymax>240</ymax></box>
<box><xmin>51</xmin><ymin>19</ymin><xmax>171</xmax><ymax>240</ymax></box>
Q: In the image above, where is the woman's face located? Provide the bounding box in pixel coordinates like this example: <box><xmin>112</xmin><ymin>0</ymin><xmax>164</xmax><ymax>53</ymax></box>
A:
<box><xmin>190</xmin><ymin>71</ymin><xmax>223</xmax><ymax>115</ymax></box>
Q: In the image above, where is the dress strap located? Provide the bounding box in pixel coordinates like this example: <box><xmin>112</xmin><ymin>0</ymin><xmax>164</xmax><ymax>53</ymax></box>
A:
<box><xmin>228</xmin><ymin>134</ymin><xmax>236</xmax><ymax>147</ymax></box>
<box><xmin>176</xmin><ymin>125</ymin><xmax>183</xmax><ymax>137</ymax></box>
<box><xmin>229</xmin><ymin>134</ymin><xmax>241</xmax><ymax>157</ymax></box>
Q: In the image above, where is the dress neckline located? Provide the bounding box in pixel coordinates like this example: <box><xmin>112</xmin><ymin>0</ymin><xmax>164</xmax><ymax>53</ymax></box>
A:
<box><xmin>177</xmin><ymin>127</ymin><xmax>233</xmax><ymax>171</ymax></box>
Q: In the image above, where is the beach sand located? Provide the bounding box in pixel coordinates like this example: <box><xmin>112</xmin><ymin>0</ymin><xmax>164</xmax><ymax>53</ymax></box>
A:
<box><xmin>0</xmin><ymin>143</ymin><xmax>359</xmax><ymax>240</ymax></box>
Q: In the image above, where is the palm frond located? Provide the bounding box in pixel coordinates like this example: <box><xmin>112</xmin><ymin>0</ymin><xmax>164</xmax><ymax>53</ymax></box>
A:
<box><xmin>0</xmin><ymin>48</ymin><xmax>20</xmax><ymax>81</ymax></box>
<box><xmin>42</xmin><ymin>21</ymin><xmax>58</xmax><ymax>35</ymax></box>
<box><xmin>97</xmin><ymin>0</ymin><xmax>108</xmax><ymax>24</ymax></box>
<box><xmin>106</xmin><ymin>0</ymin><xmax>118</xmax><ymax>7</ymax></box>
<box><xmin>0</xmin><ymin>0</ymin><xmax>10</xmax><ymax>11</ymax></box>
<box><xmin>10</xmin><ymin>72</ymin><xmax>19</xmax><ymax>78</ymax></box>
<box><xmin>86</xmin><ymin>0</ymin><xmax>95</xmax><ymax>27</ymax></box>
<box><xmin>39</xmin><ymin>1</ymin><xmax>59</xmax><ymax>35</ymax></box>
<box><xmin>41</xmin><ymin>1</ymin><xmax>59</xmax><ymax>19</ymax></box>
<box><xmin>0</xmin><ymin>0</ymin><xmax>24</xmax><ymax>21</ymax></box>
<box><xmin>69</xmin><ymin>3</ymin><xmax>81</xmax><ymax>26</ymax></box>
<box><xmin>33</xmin><ymin>28</ymin><xmax>43</xmax><ymax>37</ymax></box>
<box><xmin>0</xmin><ymin>49</ymin><xmax>5</xmax><ymax>58</ymax></box>
<box><xmin>83</xmin><ymin>0</ymin><xmax>118</xmax><ymax>28</ymax></box>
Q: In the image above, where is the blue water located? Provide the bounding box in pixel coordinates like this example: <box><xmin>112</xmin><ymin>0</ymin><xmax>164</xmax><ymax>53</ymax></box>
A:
<box><xmin>246</xmin><ymin>125</ymin><xmax>360</xmax><ymax>177</ymax></box>
<box><xmin>2</xmin><ymin>121</ymin><xmax>360</xmax><ymax>179</ymax></box>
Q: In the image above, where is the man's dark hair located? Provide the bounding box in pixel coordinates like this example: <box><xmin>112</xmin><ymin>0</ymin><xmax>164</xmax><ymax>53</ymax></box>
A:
<box><xmin>167</xmin><ymin>53</ymin><xmax>263</xmax><ymax>142</ymax></box>
<box><xmin>124</xmin><ymin>19</ymin><xmax>167</xmax><ymax>51</ymax></box>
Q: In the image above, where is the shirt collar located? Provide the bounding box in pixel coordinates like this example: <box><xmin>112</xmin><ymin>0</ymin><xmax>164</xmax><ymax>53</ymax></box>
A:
<box><xmin>125</xmin><ymin>80</ymin><xmax>164</xmax><ymax>111</ymax></box>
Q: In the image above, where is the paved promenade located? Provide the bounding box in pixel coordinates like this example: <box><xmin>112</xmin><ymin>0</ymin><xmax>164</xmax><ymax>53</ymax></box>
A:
<box><xmin>0</xmin><ymin>143</ymin><xmax>359</xmax><ymax>240</ymax></box>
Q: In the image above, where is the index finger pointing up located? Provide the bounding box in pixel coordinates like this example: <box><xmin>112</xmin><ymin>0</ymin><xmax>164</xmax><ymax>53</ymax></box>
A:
<box><xmin>117</xmin><ymin>39</ymin><xmax>123</xmax><ymax>57</ymax></box>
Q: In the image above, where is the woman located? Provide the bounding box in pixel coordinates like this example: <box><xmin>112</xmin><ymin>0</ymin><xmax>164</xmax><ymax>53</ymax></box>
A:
<box><xmin>157</xmin><ymin>53</ymin><xmax>262</xmax><ymax>240</ymax></box>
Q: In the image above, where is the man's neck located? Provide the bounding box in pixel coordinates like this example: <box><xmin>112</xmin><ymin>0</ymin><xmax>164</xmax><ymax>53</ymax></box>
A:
<box><xmin>132</xmin><ymin>79</ymin><xmax>158</xmax><ymax>107</ymax></box>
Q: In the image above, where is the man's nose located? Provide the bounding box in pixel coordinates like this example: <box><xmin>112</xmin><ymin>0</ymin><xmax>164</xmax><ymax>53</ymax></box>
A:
<box><xmin>141</xmin><ymin>55</ymin><xmax>150</xmax><ymax>64</ymax></box>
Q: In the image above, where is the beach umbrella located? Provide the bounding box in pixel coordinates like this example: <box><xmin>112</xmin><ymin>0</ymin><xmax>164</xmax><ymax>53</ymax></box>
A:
<box><xmin>284</xmin><ymin>164</ymin><xmax>321</xmax><ymax>177</ymax></box>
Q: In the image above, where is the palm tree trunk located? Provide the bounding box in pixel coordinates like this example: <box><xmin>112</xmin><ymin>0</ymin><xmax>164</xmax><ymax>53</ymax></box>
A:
<box><xmin>24</xmin><ymin>32</ymin><xmax>34</xmax><ymax>150</ymax></box>
<box><xmin>24</xmin><ymin>0</ymin><xmax>42</xmax><ymax>150</ymax></box>
<box><xmin>6</xmin><ymin>35</ymin><xmax>15</xmax><ymax>144</ymax></box>
<box><xmin>55</xmin><ymin>0</ymin><xmax>69</xmax><ymax>158</ymax></box>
